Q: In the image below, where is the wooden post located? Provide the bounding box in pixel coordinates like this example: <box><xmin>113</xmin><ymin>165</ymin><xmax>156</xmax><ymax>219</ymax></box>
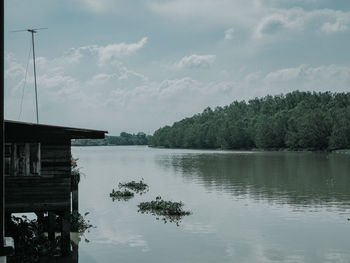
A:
<box><xmin>48</xmin><ymin>212</ymin><xmax>56</xmax><ymax>243</ymax></box>
<box><xmin>37</xmin><ymin>143</ymin><xmax>41</xmax><ymax>175</ymax></box>
<box><xmin>0</xmin><ymin>0</ymin><xmax>5</xmax><ymax>256</ymax></box>
<box><xmin>24</xmin><ymin>143</ymin><xmax>30</xmax><ymax>176</ymax></box>
<box><xmin>71</xmin><ymin>187</ymin><xmax>78</xmax><ymax>232</ymax></box>
<box><xmin>61</xmin><ymin>210</ymin><xmax>70</xmax><ymax>256</ymax></box>
<box><xmin>71</xmin><ymin>241</ymin><xmax>79</xmax><ymax>263</ymax></box>
<box><xmin>72</xmin><ymin>188</ymin><xmax>78</xmax><ymax>213</ymax></box>
<box><xmin>10</xmin><ymin>144</ymin><xmax>16</xmax><ymax>176</ymax></box>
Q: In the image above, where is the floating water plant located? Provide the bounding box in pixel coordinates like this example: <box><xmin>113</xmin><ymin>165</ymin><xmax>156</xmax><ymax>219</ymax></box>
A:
<box><xmin>110</xmin><ymin>189</ymin><xmax>134</xmax><ymax>201</ymax></box>
<box><xmin>138</xmin><ymin>196</ymin><xmax>191</xmax><ymax>225</ymax></box>
<box><xmin>119</xmin><ymin>179</ymin><xmax>149</xmax><ymax>194</ymax></box>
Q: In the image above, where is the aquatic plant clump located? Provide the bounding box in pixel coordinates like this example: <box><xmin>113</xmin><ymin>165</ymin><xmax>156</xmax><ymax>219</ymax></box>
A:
<box><xmin>119</xmin><ymin>179</ymin><xmax>149</xmax><ymax>194</ymax></box>
<box><xmin>138</xmin><ymin>196</ymin><xmax>191</xmax><ymax>225</ymax></box>
<box><xmin>110</xmin><ymin>189</ymin><xmax>135</xmax><ymax>201</ymax></box>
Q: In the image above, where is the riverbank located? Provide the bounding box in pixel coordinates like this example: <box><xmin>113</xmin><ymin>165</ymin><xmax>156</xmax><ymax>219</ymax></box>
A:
<box><xmin>148</xmin><ymin>145</ymin><xmax>350</xmax><ymax>154</ymax></box>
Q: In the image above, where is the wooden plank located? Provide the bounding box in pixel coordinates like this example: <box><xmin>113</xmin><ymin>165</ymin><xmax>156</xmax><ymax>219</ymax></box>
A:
<box><xmin>5</xmin><ymin>202</ymin><xmax>70</xmax><ymax>213</ymax></box>
<box><xmin>41</xmin><ymin>151</ymin><xmax>70</xmax><ymax>158</ymax></box>
<box><xmin>5</xmin><ymin>176</ymin><xmax>71</xmax><ymax>213</ymax></box>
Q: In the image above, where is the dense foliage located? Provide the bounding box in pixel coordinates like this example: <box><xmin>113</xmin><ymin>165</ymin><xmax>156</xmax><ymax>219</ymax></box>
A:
<box><xmin>7</xmin><ymin>212</ymin><xmax>94</xmax><ymax>263</ymax></box>
<box><xmin>150</xmin><ymin>91</ymin><xmax>350</xmax><ymax>150</ymax></box>
<box><xmin>110</xmin><ymin>179</ymin><xmax>149</xmax><ymax>201</ymax></box>
<box><xmin>138</xmin><ymin>196</ymin><xmax>191</xmax><ymax>225</ymax></box>
<box><xmin>110</xmin><ymin>189</ymin><xmax>135</xmax><ymax>201</ymax></box>
<box><xmin>119</xmin><ymin>179</ymin><xmax>149</xmax><ymax>194</ymax></box>
<box><xmin>72</xmin><ymin>132</ymin><xmax>150</xmax><ymax>146</ymax></box>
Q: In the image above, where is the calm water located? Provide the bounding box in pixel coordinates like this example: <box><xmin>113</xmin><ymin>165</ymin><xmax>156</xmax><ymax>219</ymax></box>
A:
<box><xmin>72</xmin><ymin>146</ymin><xmax>350</xmax><ymax>263</ymax></box>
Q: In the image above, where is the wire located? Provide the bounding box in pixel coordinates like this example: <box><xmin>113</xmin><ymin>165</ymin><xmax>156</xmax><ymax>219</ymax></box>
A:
<box><xmin>18</xmin><ymin>43</ymin><xmax>32</xmax><ymax>120</ymax></box>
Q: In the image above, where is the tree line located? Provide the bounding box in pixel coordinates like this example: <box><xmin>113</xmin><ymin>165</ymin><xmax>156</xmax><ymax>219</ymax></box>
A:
<box><xmin>149</xmin><ymin>91</ymin><xmax>350</xmax><ymax>150</ymax></box>
<box><xmin>72</xmin><ymin>132</ymin><xmax>150</xmax><ymax>146</ymax></box>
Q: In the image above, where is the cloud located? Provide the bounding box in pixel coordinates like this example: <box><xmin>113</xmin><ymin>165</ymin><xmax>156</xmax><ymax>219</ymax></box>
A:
<box><xmin>263</xmin><ymin>64</ymin><xmax>350</xmax><ymax>93</ymax></box>
<box><xmin>97</xmin><ymin>37</ymin><xmax>148</xmax><ymax>65</ymax></box>
<box><xmin>5</xmin><ymin>43</ymin><xmax>350</xmax><ymax>135</ymax></box>
<box><xmin>77</xmin><ymin>0</ymin><xmax>120</xmax><ymax>14</ymax></box>
<box><xmin>149</xmin><ymin>0</ymin><xmax>350</xmax><ymax>39</ymax></box>
<box><xmin>255</xmin><ymin>13</ymin><xmax>299</xmax><ymax>37</ymax></box>
<box><xmin>148</xmin><ymin>0</ymin><xmax>262</xmax><ymax>26</ymax></box>
<box><xmin>59</xmin><ymin>37</ymin><xmax>148</xmax><ymax>66</ymax></box>
<box><xmin>176</xmin><ymin>54</ymin><xmax>216</xmax><ymax>69</ymax></box>
<box><xmin>321</xmin><ymin>20</ymin><xmax>348</xmax><ymax>33</ymax></box>
<box><xmin>5</xmin><ymin>53</ymin><xmax>25</xmax><ymax>79</ymax></box>
<box><xmin>255</xmin><ymin>8</ymin><xmax>350</xmax><ymax>38</ymax></box>
<box><xmin>225</xmin><ymin>28</ymin><xmax>234</xmax><ymax>40</ymax></box>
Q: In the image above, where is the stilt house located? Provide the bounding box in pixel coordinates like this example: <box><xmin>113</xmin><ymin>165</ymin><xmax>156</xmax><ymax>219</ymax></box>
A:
<box><xmin>4</xmin><ymin>120</ymin><xmax>107</xmax><ymax>255</ymax></box>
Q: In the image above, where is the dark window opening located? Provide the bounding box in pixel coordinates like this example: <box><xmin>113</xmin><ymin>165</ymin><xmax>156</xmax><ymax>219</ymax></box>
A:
<box><xmin>5</xmin><ymin>143</ymin><xmax>41</xmax><ymax>176</ymax></box>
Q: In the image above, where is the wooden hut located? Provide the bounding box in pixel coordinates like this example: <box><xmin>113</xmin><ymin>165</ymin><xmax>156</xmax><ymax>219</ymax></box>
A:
<box><xmin>4</xmin><ymin>120</ymin><xmax>107</xmax><ymax>255</ymax></box>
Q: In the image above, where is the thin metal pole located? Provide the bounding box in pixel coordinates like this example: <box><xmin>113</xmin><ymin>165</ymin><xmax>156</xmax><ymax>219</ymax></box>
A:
<box><xmin>31</xmin><ymin>31</ymin><xmax>39</xmax><ymax>124</ymax></box>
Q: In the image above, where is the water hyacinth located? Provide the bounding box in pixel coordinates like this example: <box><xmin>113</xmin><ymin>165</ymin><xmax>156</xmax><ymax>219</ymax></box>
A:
<box><xmin>118</xmin><ymin>179</ymin><xmax>149</xmax><ymax>194</ymax></box>
<box><xmin>110</xmin><ymin>189</ymin><xmax>134</xmax><ymax>201</ymax></box>
<box><xmin>138</xmin><ymin>196</ymin><xmax>191</xmax><ymax>225</ymax></box>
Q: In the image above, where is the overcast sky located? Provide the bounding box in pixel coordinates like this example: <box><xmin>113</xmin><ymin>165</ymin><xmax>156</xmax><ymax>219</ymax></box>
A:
<box><xmin>4</xmin><ymin>0</ymin><xmax>350</xmax><ymax>134</ymax></box>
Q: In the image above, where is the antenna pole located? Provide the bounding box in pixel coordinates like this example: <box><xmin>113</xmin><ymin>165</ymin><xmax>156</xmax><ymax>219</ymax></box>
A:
<box><xmin>30</xmin><ymin>30</ymin><xmax>39</xmax><ymax>124</ymax></box>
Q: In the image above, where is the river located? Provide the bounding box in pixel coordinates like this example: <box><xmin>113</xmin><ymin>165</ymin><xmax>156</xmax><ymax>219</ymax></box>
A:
<box><xmin>72</xmin><ymin>146</ymin><xmax>350</xmax><ymax>263</ymax></box>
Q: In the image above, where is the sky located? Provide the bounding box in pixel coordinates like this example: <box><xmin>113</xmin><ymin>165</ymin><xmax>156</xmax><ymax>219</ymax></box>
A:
<box><xmin>4</xmin><ymin>0</ymin><xmax>350</xmax><ymax>135</ymax></box>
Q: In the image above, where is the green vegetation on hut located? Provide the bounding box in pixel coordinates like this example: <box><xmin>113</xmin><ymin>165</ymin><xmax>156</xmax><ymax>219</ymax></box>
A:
<box><xmin>71</xmin><ymin>211</ymin><xmax>94</xmax><ymax>234</ymax></box>
<box><xmin>138</xmin><ymin>196</ymin><xmax>191</xmax><ymax>225</ymax></box>
<box><xmin>7</xmin><ymin>212</ymin><xmax>94</xmax><ymax>263</ymax></box>
<box><xmin>150</xmin><ymin>91</ymin><xmax>350</xmax><ymax>151</ymax></box>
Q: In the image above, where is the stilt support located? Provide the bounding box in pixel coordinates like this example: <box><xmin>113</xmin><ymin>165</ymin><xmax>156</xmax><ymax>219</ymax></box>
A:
<box><xmin>48</xmin><ymin>212</ymin><xmax>56</xmax><ymax>243</ymax></box>
<box><xmin>61</xmin><ymin>211</ymin><xmax>70</xmax><ymax>256</ymax></box>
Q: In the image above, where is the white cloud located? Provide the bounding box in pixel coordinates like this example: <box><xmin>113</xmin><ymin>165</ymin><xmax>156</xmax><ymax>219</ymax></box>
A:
<box><xmin>176</xmin><ymin>54</ymin><xmax>216</xmax><ymax>69</ymax></box>
<box><xmin>264</xmin><ymin>64</ymin><xmax>350</xmax><ymax>93</ymax></box>
<box><xmin>150</xmin><ymin>1</ymin><xmax>350</xmax><ymax>39</ymax></box>
<box><xmin>225</xmin><ymin>28</ymin><xmax>234</xmax><ymax>40</ymax></box>
<box><xmin>5</xmin><ymin>53</ymin><xmax>25</xmax><ymax>79</ymax></box>
<box><xmin>78</xmin><ymin>0</ymin><xmax>120</xmax><ymax>14</ymax></box>
<box><xmin>255</xmin><ymin>8</ymin><xmax>350</xmax><ymax>38</ymax></box>
<box><xmin>322</xmin><ymin>20</ymin><xmax>348</xmax><ymax>33</ymax></box>
<box><xmin>5</xmin><ymin>44</ymin><xmax>350</xmax><ymax>135</ymax></box>
<box><xmin>148</xmin><ymin>0</ymin><xmax>262</xmax><ymax>26</ymax></box>
<box><xmin>58</xmin><ymin>37</ymin><xmax>148</xmax><ymax>66</ymax></box>
<box><xmin>97</xmin><ymin>37</ymin><xmax>148</xmax><ymax>65</ymax></box>
<box><xmin>255</xmin><ymin>13</ymin><xmax>301</xmax><ymax>38</ymax></box>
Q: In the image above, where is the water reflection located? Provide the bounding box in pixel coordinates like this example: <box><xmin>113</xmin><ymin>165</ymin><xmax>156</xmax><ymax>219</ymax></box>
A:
<box><xmin>157</xmin><ymin>152</ymin><xmax>350</xmax><ymax>207</ymax></box>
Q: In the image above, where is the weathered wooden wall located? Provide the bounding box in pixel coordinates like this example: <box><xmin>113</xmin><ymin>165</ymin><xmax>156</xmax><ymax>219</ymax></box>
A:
<box><xmin>5</xmin><ymin>140</ymin><xmax>72</xmax><ymax>213</ymax></box>
<box><xmin>5</xmin><ymin>177</ymin><xmax>71</xmax><ymax>213</ymax></box>
<box><xmin>41</xmin><ymin>141</ymin><xmax>71</xmax><ymax>178</ymax></box>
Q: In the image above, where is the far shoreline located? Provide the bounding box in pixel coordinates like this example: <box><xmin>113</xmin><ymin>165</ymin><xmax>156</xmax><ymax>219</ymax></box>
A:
<box><xmin>71</xmin><ymin>144</ymin><xmax>350</xmax><ymax>154</ymax></box>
